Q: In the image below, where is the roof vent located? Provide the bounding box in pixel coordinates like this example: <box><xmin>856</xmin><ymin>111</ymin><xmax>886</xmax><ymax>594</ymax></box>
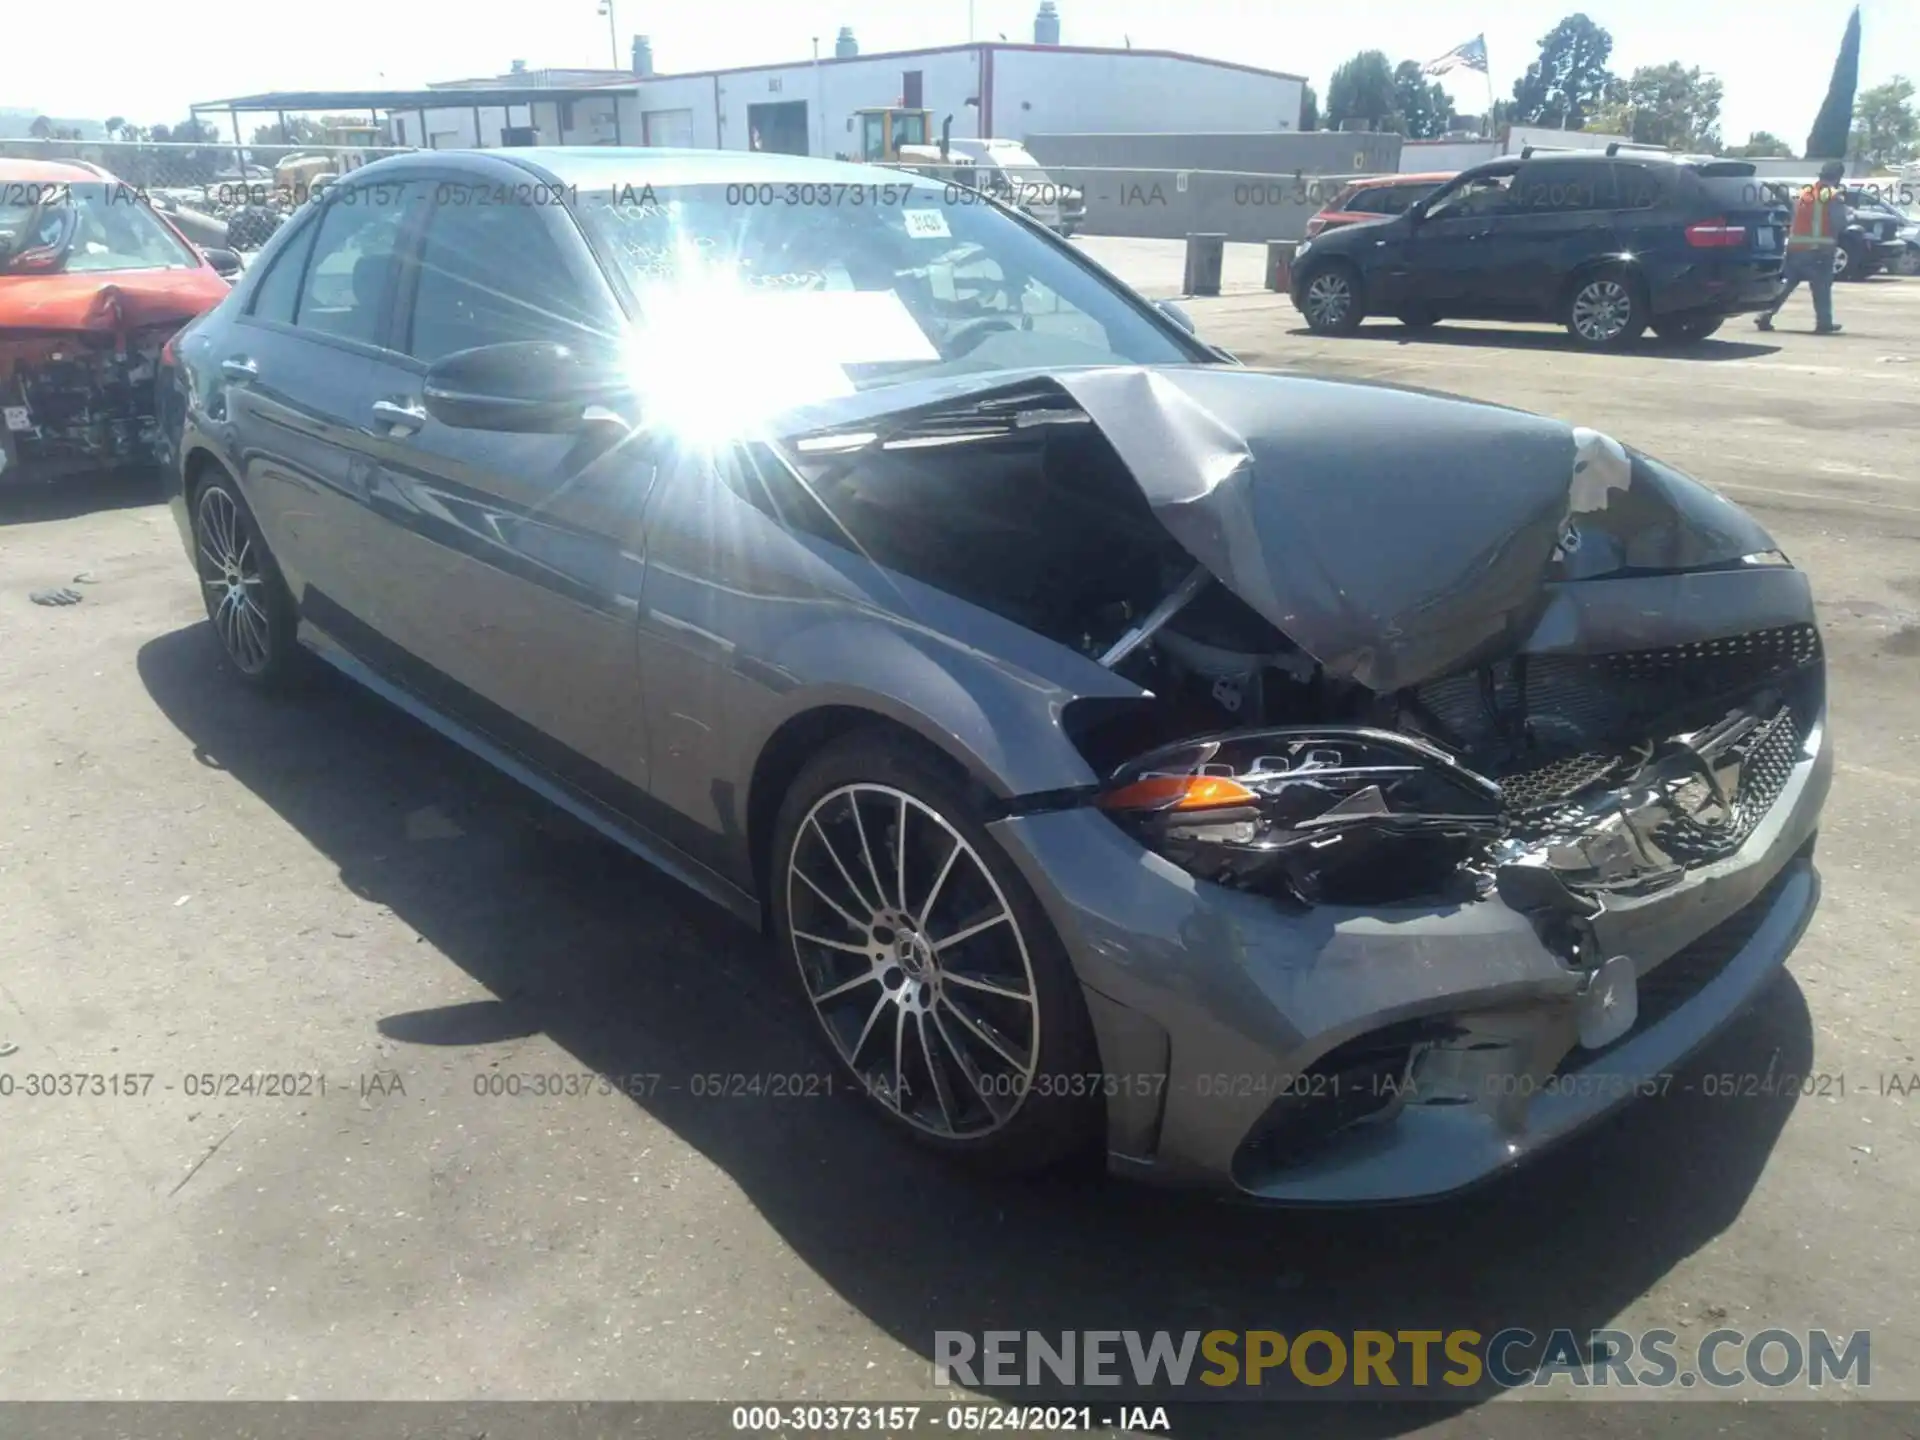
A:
<box><xmin>835</xmin><ymin>26</ymin><xmax>859</xmax><ymax>58</ymax></box>
<box><xmin>631</xmin><ymin>35</ymin><xmax>654</xmax><ymax>76</ymax></box>
<box><xmin>1034</xmin><ymin>0</ymin><xmax>1061</xmax><ymax>45</ymax></box>
<box><xmin>509</xmin><ymin>59</ymin><xmax>528</xmax><ymax>74</ymax></box>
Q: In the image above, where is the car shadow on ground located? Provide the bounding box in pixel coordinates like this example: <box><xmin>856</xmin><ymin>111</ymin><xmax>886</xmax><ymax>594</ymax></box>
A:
<box><xmin>0</xmin><ymin>466</ymin><xmax>165</xmax><ymax>526</ymax></box>
<box><xmin>1287</xmin><ymin>324</ymin><xmax>1782</xmax><ymax>361</ymax></box>
<box><xmin>137</xmin><ymin>623</ymin><xmax>1813</xmax><ymax>1439</ymax></box>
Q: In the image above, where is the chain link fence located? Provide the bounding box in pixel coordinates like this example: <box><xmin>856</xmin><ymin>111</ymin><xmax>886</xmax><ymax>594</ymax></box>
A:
<box><xmin>5</xmin><ymin>138</ymin><xmax>1393</xmax><ymax>255</ymax></box>
<box><xmin>2</xmin><ymin>138</ymin><xmax>417</xmax><ymax>255</ymax></box>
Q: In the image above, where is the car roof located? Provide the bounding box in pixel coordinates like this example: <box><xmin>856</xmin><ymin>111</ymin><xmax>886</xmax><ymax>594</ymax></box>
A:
<box><xmin>0</xmin><ymin>157</ymin><xmax>113</xmax><ymax>184</ymax></box>
<box><xmin>353</xmin><ymin>146</ymin><xmax>917</xmax><ymax>191</ymax></box>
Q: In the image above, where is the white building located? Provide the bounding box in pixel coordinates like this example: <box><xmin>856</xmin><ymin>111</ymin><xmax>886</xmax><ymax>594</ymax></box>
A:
<box><xmin>380</xmin><ymin>38</ymin><xmax>1306</xmax><ymax>157</ymax></box>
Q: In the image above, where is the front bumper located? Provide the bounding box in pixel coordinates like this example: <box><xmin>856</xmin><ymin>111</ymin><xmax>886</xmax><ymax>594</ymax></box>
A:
<box><xmin>988</xmin><ymin>697</ymin><xmax>1830</xmax><ymax>1204</ymax></box>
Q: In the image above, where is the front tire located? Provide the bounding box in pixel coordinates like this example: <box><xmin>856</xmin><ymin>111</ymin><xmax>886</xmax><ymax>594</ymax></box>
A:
<box><xmin>1835</xmin><ymin>239</ymin><xmax>1863</xmax><ymax>280</ymax></box>
<box><xmin>1395</xmin><ymin>305</ymin><xmax>1440</xmax><ymax>331</ymax></box>
<box><xmin>190</xmin><ymin>471</ymin><xmax>300</xmax><ymax>689</ymax></box>
<box><xmin>771</xmin><ymin>732</ymin><xmax>1102</xmax><ymax>1172</ymax></box>
<box><xmin>1297</xmin><ymin>263</ymin><xmax>1365</xmax><ymax>334</ymax></box>
<box><xmin>1564</xmin><ymin>269</ymin><xmax>1648</xmax><ymax>348</ymax></box>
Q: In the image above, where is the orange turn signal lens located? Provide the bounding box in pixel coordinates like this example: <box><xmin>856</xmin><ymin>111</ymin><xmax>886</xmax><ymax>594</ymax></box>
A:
<box><xmin>1098</xmin><ymin>773</ymin><xmax>1258</xmax><ymax>812</ymax></box>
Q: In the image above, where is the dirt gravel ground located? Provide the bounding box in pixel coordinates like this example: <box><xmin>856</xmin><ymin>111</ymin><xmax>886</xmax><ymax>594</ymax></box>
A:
<box><xmin>2</xmin><ymin>257</ymin><xmax>1918</xmax><ymax>1438</ymax></box>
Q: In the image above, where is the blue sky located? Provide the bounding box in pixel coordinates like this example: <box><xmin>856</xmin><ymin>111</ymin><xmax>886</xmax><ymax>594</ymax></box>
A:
<box><xmin>16</xmin><ymin>0</ymin><xmax>1915</xmax><ymax>149</ymax></box>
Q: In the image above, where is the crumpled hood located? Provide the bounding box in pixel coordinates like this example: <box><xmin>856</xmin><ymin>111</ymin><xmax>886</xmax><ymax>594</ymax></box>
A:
<box><xmin>0</xmin><ymin>269</ymin><xmax>226</xmax><ymax>335</ymax></box>
<box><xmin>1054</xmin><ymin>366</ymin><xmax>1777</xmax><ymax>693</ymax></box>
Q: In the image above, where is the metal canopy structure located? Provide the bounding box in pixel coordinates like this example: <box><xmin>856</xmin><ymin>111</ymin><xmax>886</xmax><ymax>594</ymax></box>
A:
<box><xmin>190</xmin><ymin>84</ymin><xmax>642</xmax><ymax>150</ymax></box>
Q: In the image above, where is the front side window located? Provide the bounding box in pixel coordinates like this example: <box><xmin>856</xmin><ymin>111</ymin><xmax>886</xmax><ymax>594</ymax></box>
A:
<box><xmin>1427</xmin><ymin>169</ymin><xmax>1517</xmax><ymax>220</ymax></box>
<box><xmin>295</xmin><ymin>184</ymin><xmax>413</xmax><ymax>346</ymax></box>
<box><xmin>404</xmin><ymin>199</ymin><xmax>601</xmax><ymax>363</ymax></box>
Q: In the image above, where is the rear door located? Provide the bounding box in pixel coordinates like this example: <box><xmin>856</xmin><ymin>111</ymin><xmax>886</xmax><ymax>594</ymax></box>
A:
<box><xmin>1494</xmin><ymin>159</ymin><xmax>1621</xmax><ymax>316</ymax></box>
<box><xmin>217</xmin><ymin>180</ymin><xmax>417</xmax><ymax>627</ymax></box>
<box><xmin>351</xmin><ymin>180</ymin><xmax>658</xmax><ymax>801</ymax></box>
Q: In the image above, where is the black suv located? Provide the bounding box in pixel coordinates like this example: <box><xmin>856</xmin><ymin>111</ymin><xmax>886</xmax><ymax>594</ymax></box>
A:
<box><xmin>1289</xmin><ymin>151</ymin><xmax>1790</xmax><ymax>347</ymax></box>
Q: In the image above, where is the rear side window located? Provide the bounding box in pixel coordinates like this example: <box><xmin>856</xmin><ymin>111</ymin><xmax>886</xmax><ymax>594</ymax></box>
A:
<box><xmin>294</xmin><ymin>184</ymin><xmax>413</xmax><ymax>347</ymax></box>
<box><xmin>1611</xmin><ymin>163</ymin><xmax>1668</xmax><ymax>210</ymax></box>
<box><xmin>246</xmin><ymin>213</ymin><xmax>316</xmax><ymax>324</ymax></box>
<box><xmin>1511</xmin><ymin>162</ymin><xmax>1617</xmax><ymax>213</ymax></box>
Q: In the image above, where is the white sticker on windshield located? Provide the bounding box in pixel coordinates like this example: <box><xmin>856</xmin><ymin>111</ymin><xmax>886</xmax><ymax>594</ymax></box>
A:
<box><xmin>903</xmin><ymin>208</ymin><xmax>952</xmax><ymax>240</ymax></box>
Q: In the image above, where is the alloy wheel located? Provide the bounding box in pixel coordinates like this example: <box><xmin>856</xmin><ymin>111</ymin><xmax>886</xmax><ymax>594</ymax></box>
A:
<box><xmin>1303</xmin><ymin>272</ymin><xmax>1353</xmax><ymax>328</ymax></box>
<box><xmin>1832</xmin><ymin>247</ymin><xmax>1849</xmax><ymax>278</ymax></box>
<box><xmin>786</xmin><ymin>783</ymin><xmax>1040</xmax><ymax>1139</ymax></box>
<box><xmin>1571</xmin><ymin>280</ymin><xmax>1633</xmax><ymax>344</ymax></box>
<box><xmin>195</xmin><ymin>485</ymin><xmax>273</xmax><ymax>674</ymax></box>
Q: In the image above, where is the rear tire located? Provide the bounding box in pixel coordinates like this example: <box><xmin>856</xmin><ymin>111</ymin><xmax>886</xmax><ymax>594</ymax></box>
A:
<box><xmin>1297</xmin><ymin>263</ymin><xmax>1365</xmax><ymax>335</ymax></box>
<box><xmin>1396</xmin><ymin>306</ymin><xmax>1440</xmax><ymax>331</ymax></box>
<box><xmin>1564</xmin><ymin>268</ymin><xmax>1648</xmax><ymax>348</ymax></box>
<box><xmin>771</xmin><ymin>730</ymin><xmax>1103</xmax><ymax>1174</ymax></box>
<box><xmin>1835</xmin><ymin>239</ymin><xmax>1865</xmax><ymax>280</ymax></box>
<box><xmin>189</xmin><ymin>469</ymin><xmax>301</xmax><ymax>690</ymax></box>
<box><xmin>1651</xmin><ymin>315</ymin><xmax>1725</xmax><ymax>342</ymax></box>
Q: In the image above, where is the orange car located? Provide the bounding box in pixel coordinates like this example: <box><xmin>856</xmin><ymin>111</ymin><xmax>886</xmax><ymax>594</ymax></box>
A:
<box><xmin>2</xmin><ymin>158</ymin><xmax>233</xmax><ymax>484</ymax></box>
<box><xmin>1304</xmin><ymin>171</ymin><xmax>1455</xmax><ymax>238</ymax></box>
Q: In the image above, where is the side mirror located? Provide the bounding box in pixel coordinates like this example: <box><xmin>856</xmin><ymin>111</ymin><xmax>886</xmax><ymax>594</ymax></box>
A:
<box><xmin>202</xmin><ymin>247</ymin><xmax>243</xmax><ymax>277</ymax></box>
<box><xmin>1154</xmin><ymin>298</ymin><xmax>1198</xmax><ymax>335</ymax></box>
<box><xmin>422</xmin><ymin>341</ymin><xmax>624</xmax><ymax>433</ymax></box>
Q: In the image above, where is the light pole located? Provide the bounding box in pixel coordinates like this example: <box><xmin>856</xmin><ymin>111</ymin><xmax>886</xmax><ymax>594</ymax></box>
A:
<box><xmin>597</xmin><ymin>0</ymin><xmax>619</xmax><ymax>69</ymax></box>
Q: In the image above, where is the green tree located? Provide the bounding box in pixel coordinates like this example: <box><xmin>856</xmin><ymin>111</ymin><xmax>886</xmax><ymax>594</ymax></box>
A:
<box><xmin>1852</xmin><ymin>77</ymin><xmax>1916</xmax><ymax>166</ymax></box>
<box><xmin>28</xmin><ymin>115</ymin><xmax>53</xmax><ymax>139</ymax></box>
<box><xmin>1608</xmin><ymin>62</ymin><xmax>1724</xmax><ymax>150</ymax></box>
<box><xmin>1392</xmin><ymin>61</ymin><xmax>1456</xmax><ymax>139</ymax></box>
<box><xmin>1299</xmin><ymin>83</ymin><xmax>1319</xmax><ymax>132</ymax></box>
<box><xmin>1725</xmin><ymin>130</ymin><xmax>1795</xmax><ymax>158</ymax></box>
<box><xmin>250</xmin><ymin>117</ymin><xmax>327</xmax><ymax>147</ymax></box>
<box><xmin>104</xmin><ymin>115</ymin><xmax>127</xmax><ymax>140</ymax></box>
<box><xmin>1806</xmin><ymin>6</ymin><xmax>1860</xmax><ymax>160</ymax></box>
<box><xmin>1327</xmin><ymin>50</ymin><xmax>1397</xmax><ymax>130</ymax></box>
<box><xmin>1510</xmin><ymin>13</ymin><xmax>1615</xmax><ymax>129</ymax></box>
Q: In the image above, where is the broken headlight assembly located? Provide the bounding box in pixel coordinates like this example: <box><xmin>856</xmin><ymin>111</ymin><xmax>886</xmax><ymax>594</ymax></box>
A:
<box><xmin>1096</xmin><ymin>729</ymin><xmax>1505</xmax><ymax>906</ymax></box>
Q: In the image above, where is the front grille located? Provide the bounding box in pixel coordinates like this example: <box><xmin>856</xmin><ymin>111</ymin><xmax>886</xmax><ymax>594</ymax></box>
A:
<box><xmin>1414</xmin><ymin>625</ymin><xmax>1822</xmax><ymax>828</ymax></box>
<box><xmin>1653</xmin><ymin>701</ymin><xmax>1804</xmax><ymax>865</ymax></box>
<box><xmin>1557</xmin><ymin>861</ymin><xmax>1798</xmax><ymax>1073</ymax></box>
<box><xmin>1500</xmin><ymin>749</ymin><xmax>1629</xmax><ymax>813</ymax></box>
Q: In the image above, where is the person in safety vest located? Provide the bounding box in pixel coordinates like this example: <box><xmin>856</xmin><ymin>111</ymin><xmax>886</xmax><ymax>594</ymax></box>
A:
<box><xmin>1756</xmin><ymin>159</ymin><xmax>1847</xmax><ymax>334</ymax></box>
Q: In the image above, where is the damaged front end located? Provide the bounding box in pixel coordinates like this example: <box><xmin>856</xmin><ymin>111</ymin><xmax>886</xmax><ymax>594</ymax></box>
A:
<box><xmin>1090</xmin><ymin>624</ymin><xmax>1823</xmax><ymax>921</ymax></box>
<box><xmin>1</xmin><ymin>326</ymin><xmax>171</xmax><ymax>480</ymax></box>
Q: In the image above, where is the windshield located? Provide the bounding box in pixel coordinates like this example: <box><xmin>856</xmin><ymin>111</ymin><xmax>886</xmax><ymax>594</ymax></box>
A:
<box><xmin>573</xmin><ymin>181</ymin><xmax>1189</xmax><ymax>408</ymax></box>
<box><xmin>0</xmin><ymin>181</ymin><xmax>201</xmax><ymax>275</ymax></box>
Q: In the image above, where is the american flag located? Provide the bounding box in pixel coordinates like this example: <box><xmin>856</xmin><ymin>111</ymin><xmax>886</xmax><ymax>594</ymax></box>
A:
<box><xmin>1423</xmin><ymin>35</ymin><xmax>1489</xmax><ymax>75</ymax></box>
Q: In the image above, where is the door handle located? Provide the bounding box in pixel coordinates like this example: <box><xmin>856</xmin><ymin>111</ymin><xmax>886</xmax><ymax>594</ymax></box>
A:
<box><xmin>371</xmin><ymin>398</ymin><xmax>428</xmax><ymax>435</ymax></box>
<box><xmin>220</xmin><ymin>356</ymin><xmax>258</xmax><ymax>381</ymax></box>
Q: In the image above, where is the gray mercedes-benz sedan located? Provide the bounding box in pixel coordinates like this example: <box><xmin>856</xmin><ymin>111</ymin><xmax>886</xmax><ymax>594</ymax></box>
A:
<box><xmin>158</xmin><ymin>148</ymin><xmax>1829</xmax><ymax>1201</ymax></box>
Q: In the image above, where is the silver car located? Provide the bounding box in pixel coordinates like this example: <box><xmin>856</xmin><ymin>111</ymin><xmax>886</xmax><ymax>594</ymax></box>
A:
<box><xmin>159</xmin><ymin>148</ymin><xmax>1828</xmax><ymax>1201</ymax></box>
